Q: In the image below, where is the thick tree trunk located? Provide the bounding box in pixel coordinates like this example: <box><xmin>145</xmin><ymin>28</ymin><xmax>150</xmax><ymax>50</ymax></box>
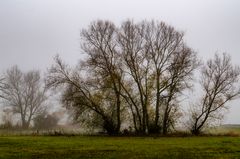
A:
<box><xmin>154</xmin><ymin>74</ymin><xmax>161</xmax><ymax>133</ymax></box>
<box><xmin>162</xmin><ymin>110</ymin><xmax>168</xmax><ymax>135</ymax></box>
<box><xmin>21</xmin><ymin>120</ymin><xmax>30</xmax><ymax>129</ymax></box>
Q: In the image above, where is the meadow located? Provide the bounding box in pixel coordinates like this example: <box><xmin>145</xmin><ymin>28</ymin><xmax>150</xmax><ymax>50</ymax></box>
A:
<box><xmin>0</xmin><ymin>136</ymin><xmax>240</xmax><ymax>159</ymax></box>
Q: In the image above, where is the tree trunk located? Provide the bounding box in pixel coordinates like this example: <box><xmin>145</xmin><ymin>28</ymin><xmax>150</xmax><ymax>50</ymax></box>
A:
<box><xmin>116</xmin><ymin>92</ymin><xmax>121</xmax><ymax>133</ymax></box>
<box><xmin>21</xmin><ymin>120</ymin><xmax>30</xmax><ymax>129</ymax></box>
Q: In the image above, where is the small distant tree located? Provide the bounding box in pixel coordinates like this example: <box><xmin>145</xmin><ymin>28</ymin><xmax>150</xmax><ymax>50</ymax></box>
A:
<box><xmin>189</xmin><ymin>53</ymin><xmax>240</xmax><ymax>135</ymax></box>
<box><xmin>0</xmin><ymin>108</ymin><xmax>14</xmax><ymax>129</ymax></box>
<box><xmin>0</xmin><ymin>78</ymin><xmax>4</xmax><ymax>99</ymax></box>
<box><xmin>34</xmin><ymin>112</ymin><xmax>59</xmax><ymax>130</ymax></box>
<box><xmin>0</xmin><ymin>66</ymin><xmax>48</xmax><ymax>129</ymax></box>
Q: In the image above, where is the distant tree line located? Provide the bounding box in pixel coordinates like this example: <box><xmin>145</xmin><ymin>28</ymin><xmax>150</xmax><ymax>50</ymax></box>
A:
<box><xmin>1</xmin><ymin>20</ymin><xmax>240</xmax><ymax>135</ymax></box>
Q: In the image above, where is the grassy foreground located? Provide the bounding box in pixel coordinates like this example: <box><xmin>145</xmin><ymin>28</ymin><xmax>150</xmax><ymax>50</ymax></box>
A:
<box><xmin>0</xmin><ymin>136</ymin><xmax>240</xmax><ymax>159</ymax></box>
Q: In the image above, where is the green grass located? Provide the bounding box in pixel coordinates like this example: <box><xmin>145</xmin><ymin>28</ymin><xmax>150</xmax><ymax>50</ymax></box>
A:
<box><xmin>0</xmin><ymin>136</ymin><xmax>240</xmax><ymax>159</ymax></box>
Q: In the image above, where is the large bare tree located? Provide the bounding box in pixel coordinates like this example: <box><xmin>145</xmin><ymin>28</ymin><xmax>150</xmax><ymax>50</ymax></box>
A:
<box><xmin>160</xmin><ymin>47</ymin><xmax>198</xmax><ymax>134</ymax></box>
<box><xmin>189</xmin><ymin>53</ymin><xmax>240</xmax><ymax>135</ymax></box>
<box><xmin>0</xmin><ymin>66</ymin><xmax>47</xmax><ymax>128</ymax></box>
<box><xmin>117</xmin><ymin>20</ymin><xmax>153</xmax><ymax>134</ymax></box>
<box><xmin>118</xmin><ymin>20</ymin><xmax>198</xmax><ymax>134</ymax></box>
<box><xmin>143</xmin><ymin>21</ymin><xmax>198</xmax><ymax>134</ymax></box>
<box><xmin>144</xmin><ymin>21</ymin><xmax>184</xmax><ymax>133</ymax></box>
<box><xmin>81</xmin><ymin>20</ymin><xmax>123</xmax><ymax>133</ymax></box>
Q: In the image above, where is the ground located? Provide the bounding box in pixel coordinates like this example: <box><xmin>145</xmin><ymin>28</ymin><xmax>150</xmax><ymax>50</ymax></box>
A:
<box><xmin>0</xmin><ymin>136</ymin><xmax>240</xmax><ymax>159</ymax></box>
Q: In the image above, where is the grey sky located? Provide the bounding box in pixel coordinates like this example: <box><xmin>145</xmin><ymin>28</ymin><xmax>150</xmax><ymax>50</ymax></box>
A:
<box><xmin>0</xmin><ymin>0</ymin><xmax>240</xmax><ymax>123</ymax></box>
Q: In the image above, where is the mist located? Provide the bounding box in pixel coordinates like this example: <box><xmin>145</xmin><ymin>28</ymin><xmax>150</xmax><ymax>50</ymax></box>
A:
<box><xmin>0</xmin><ymin>0</ymin><xmax>240</xmax><ymax>124</ymax></box>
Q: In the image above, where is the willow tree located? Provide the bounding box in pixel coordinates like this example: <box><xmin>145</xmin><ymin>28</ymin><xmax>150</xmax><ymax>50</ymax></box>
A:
<box><xmin>47</xmin><ymin>54</ymin><xmax>125</xmax><ymax>135</ymax></box>
<box><xmin>81</xmin><ymin>21</ymin><xmax>123</xmax><ymax>134</ymax></box>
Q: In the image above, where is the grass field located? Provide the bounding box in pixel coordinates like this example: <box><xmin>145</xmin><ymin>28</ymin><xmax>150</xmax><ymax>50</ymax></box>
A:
<box><xmin>0</xmin><ymin>136</ymin><xmax>240</xmax><ymax>159</ymax></box>
<box><xmin>212</xmin><ymin>125</ymin><xmax>240</xmax><ymax>135</ymax></box>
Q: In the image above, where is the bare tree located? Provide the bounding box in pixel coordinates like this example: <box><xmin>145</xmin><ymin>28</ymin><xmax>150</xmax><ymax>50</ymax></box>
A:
<box><xmin>144</xmin><ymin>21</ymin><xmax>184</xmax><ymax>133</ymax></box>
<box><xmin>118</xmin><ymin>20</ymin><xmax>198</xmax><ymax>134</ymax></box>
<box><xmin>0</xmin><ymin>77</ymin><xmax>5</xmax><ymax>99</ymax></box>
<box><xmin>161</xmin><ymin>47</ymin><xmax>198</xmax><ymax>134</ymax></box>
<box><xmin>118</xmin><ymin>20</ymin><xmax>153</xmax><ymax>134</ymax></box>
<box><xmin>81</xmin><ymin>20</ymin><xmax>123</xmax><ymax>133</ymax></box>
<box><xmin>142</xmin><ymin>21</ymin><xmax>199</xmax><ymax>134</ymax></box>
<box><xmin>189</xmin><ymin>53</ymin><xmax>240</xmax><ymax>135</ymax></box>
<box><xmin>46</xmin><ymin>56</ymin><xmax>123</xmax><ymax>135</ymax></box>
<box><xmin>0</xmin><ymin>66</ymin><xmax>48</xmax><ymax>128</ymax></box>
<box><xmin>0</xmin><ymin>108</ymin><xmax>14</xmax><ymax>129</ymax></box>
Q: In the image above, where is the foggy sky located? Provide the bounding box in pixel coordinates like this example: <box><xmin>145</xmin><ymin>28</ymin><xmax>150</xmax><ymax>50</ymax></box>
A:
<box><xmin>0</xmin><ymin>0</ymin><xmax>240</xmax><ymax>124</ymax></box>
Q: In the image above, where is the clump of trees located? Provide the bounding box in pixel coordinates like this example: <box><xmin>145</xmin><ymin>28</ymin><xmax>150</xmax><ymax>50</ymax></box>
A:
<box><xmin>46</xmin><ymin>20</ymin><xmax>201</xmax><ymax>135</ymax></box>
<box><xmin>1</xmin><ymin>20</ymin><xmax>239</xmax><ymax>136</ymax></box>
